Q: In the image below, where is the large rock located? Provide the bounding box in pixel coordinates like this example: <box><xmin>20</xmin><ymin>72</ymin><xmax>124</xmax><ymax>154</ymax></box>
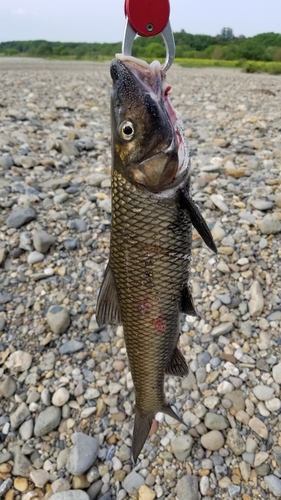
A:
<box><xmin>66</xmin><ymin>433</ymin><xmax>99</xmax><ymax>475</ymax></box>
<box><xmin>33</xmin><ymin>230</ymin><xmax>56</xmax><ymax>253</ymax></box>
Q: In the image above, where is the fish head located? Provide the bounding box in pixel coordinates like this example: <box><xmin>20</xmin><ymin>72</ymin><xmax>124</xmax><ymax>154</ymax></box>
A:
<box><xmin>111</xmin><ymin>56</ymin><xmax>189</xmax><ymax>192</ymax></box>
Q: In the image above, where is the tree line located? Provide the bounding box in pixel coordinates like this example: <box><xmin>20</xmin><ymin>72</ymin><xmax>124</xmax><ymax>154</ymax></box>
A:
<box><xmin>1</xmin><ymin>30</ymin><xmax>281</xmax><ymax>62</ymax></box>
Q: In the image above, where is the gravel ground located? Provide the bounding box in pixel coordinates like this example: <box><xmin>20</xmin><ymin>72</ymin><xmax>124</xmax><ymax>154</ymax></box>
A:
<box><xmin>0</xmin><ymin>57</ymin><xmax>281</xmax><ymax>500</ymax></box>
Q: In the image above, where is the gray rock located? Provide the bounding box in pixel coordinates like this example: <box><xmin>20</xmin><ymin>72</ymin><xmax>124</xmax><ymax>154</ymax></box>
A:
<box><xmin>211</xmin><ymin>322</ymin><xmax>234</xmax><ymax>336</ymax></box>
<box><xmin>10</xmin><ymin>402</ymin><xmax>30</xmax><ymax>429</ymax></box>
<box><xmin>227</xmin><ymin>428</ymin><xmax>245</xmax><ymax>455</ymax></box>
<box><xmin>0</xmin><ymin>478</ymin><xmax>13</xmax><ymax>496</ymax></box>
<box><xmin>249</xmin><ymin>281</ymin><xmax>264</xmax><ymax>317</ymax></box>
<box><xmin>204</xmin><ymin>412</ymin><xmax>228</xmax><ymax>430</ymax></box>
<box><xmin>46</xmin><ymin>305</ymin><xmax>70</xmax><ymax>334</ymax></box>
<box><xmin>176</xmin><ymin>475</ymin><xmax>198</xmax><ymax>500</ymax></box>
<box><xmin>252</xmin><ymin>384</ymin><xmax>274</xmax><ymax>401</ymax></box>
<box><xmin>66</xmin><ymin>432</ymin><xmax>99</xmax><ymax>475</ymax></box>
<box><xmin>267</xmin><ymin>310</ymin><xmax>281</xmax><ymax>321</ymax></box>
<box><xmin>30</xmin><ymin>469</ymin><xmax>50</xmax><ymax>487</ymax></box>
<box><xmin>181</xmin><ymin>371</ymin><xmax>196</xmax><ymax>391</ymax></box>
<box><xmin>59</xmin><ymin>340</ymin><xmax>84</xmax><ymax>354</ymax></box>
<box><xmin>216</xmin><ymin>293</ymin><xmax>231</xmax><ymax>305</ymax></box>
<box><xmin>98</xmin><ymin>198</ymin><xmax>111</xmax><ymax>214</ymax></box>
<box><xmin>197</xmin><ymin>352</ymin><xmax>211</xmax><ymax>367</ymax></box>
<box><xmin>20</xmin><ymin>231</ymin><xmax>33</xmax><ymax>251</ymax></box>
<box><xmin>0</xmin><ymin>317</ymin><xmax>6</xmax><ymax>332</ymax></box>
<box><xmin>88</xmin><ymin>173</ymin><xmax>108</xmax><ymax>187</ymax></box>
<box><xmin>39</xmin><ymin>351</ymin><xmax>56</xmax><ymax>371</ymax></box>
<box><xmin>123</xmin><ymin>471</ymin><xmax>145</xmax><ymax>494</ymax></box>
<box><xmin>20</xmin><ymin>156</ymin><xmax>37</xmax><ymax>169</ymax></box>
<box><xmin>117</xmin><ymin>444</ymin><xmax>131</xmax><ymax>461</ymax></box>
<box><xmin>50</xmin><ymin>492</ymin><xmax>89</xmax><ymax>500</ymax></box>
<box><xmin>201</xmin><ymin>430</ymin><xmax>225</xmax><ymax>451</ymax></box>
<box><xmin>27</xmin><ymin>251</ymin><xmax>45</xmax><ymax>264</ymax></box>
<box><xmin>12</xmin><ymin>452</ymin><xmax>31</xmax><ymax>477</ymax></box>
<box><xmin>33</xmin><ymin>230</ymin><xmax>56</xmax><ymax>253</ymax></box>
<box><xmin>0</xmin><ymin>155</ymin><xmax>14</xmax><ymax>169</ymax></box>
<box><xmin>34</xmin><ymin>406</ymin><xmax>61</xmax><ymax>436</ymax></box>
<box><xmin>64</xmin><ymin>238</ymin><xmax>78</xmax><ymax>250</ymax></box>
<box><xmin>0</xmin><ymin>291</ymin><xmax>12</xmax><ymax>304</ymax></box>
<box><xmin>265</xmin><ymin>475</ymin><xmax>281</xmax><ymax>497</ymax></box>
<box><xmin>256</xmin><ymin>463</ymin><xmax>270</xmax><ymax>476</ymax></box>
<box><xmin>251</xmin><ymin>199</ymin><xmax>274</xmax><ymax>211</ymax></box>
<box><xmin>0</xmin><ymin>375</ymin><xmax>16</xmax><ymax>397</ymax></box>
<box><xmin>257</xmin><ymin>215</ymin><xmax>281</xmax><ymax>235</ymax></box>
<box><xmin>59</xmin><ymin>140</ymin><xmax>79</xmax><ymax>156</ymax></box>
<box><xmin>228</xmin><ymin>485</ymin><xmax>241</xmax><ymax>497</ymax></box>
<box><xmin>171</xmin><ymin>435</ymin><xmax>194</xmax><ymax>460</ymax></box>
<box><xmin>19</xmin><ymin>419</ymin><xmax>34</xmax><ymax>440</ymax></box>
<box><xmin>68</xmin><ymin>218</ymin><xmax>88</xmax><ymax>232</ymax></box>
<box><xmin>273</xmin><ymin>363</ymin><xmax>281</xmax><ymax>384</ymax></box>
<box><xmin>6</xmin><ymin>207</ymin><xmax>36</xmax><ymax>228</ymax></box>
<box><xmin>87</xmin><ymin>480</ymin><xmax>103</xmax><ymax>500</ymax></box>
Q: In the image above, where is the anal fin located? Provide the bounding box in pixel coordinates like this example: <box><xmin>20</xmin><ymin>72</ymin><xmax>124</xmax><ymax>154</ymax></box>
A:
<box><xmin>182</xmin><ymin>286</ymin><xmax>197</xmax><ymax>317</ymax></box>
<box><xmin>96</xmin><ymin>263</ymin><xmax>121</xmax><ymax>327</ymax></box>
<box><xmin>181</xmin><ymin>187</ymin><xmax>217</xmax><ymax>254</ymax></box>
<box><xmin>166</xmin><ymin>347</ymin><xmax>189</xmax><ymax>377</ymax></box>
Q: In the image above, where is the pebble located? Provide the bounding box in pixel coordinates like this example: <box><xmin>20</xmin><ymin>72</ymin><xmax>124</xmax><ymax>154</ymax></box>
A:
<box><xmin>33</xmin><ymin>230</ymin><xmax>56</xmax><ymax>253</ymax></box>
<box><xmin>66</xmin><ymin>432</ymin><xmax>100</xmax><ymax>475</ymax></box>
<box><xmin>49</xmin><ymin>492</ymin><xmax>90</xmax><ymax>500</ymax></box>
<box><xmin>6</xmin><ymin>207</ymin><xmax>36</xmax><ymax>228</ymax></box>
<box><xmin>171</xmin><ymin>435</ymin><xmax>194</xmax><ymax>460</ymax></box>
<box><xmin>52</xmin><ymin>387</ymin><xmax>70</xmax><ymax>406</ymax></box>
<box><xmin>248</xmin><ymin>280</ymin><xmax>264</xmax><ymax>317</ymax></box>
<box><xmin>273</xmin><ymin>363</ymin><xmax>281</xmax><ymax>384</ymax></box>
<box><xmin>249</xmin><ymin>417</ymin><xmax>268</xmax><ymax>439</ymax></box>
<box><xmin>176</xmin><ymin>475</ymin><xmax>198</xmax><ymax>500</ymax></box>
<box><xmin>138</xmin><ymin>485</ymin><xmax>156</xmax><ymax>500</ymax></box>
<box><xmin>123</xmin><ymin>471</ymin><xmax>145</xmax><ymax>494</ymax></box>
<box><xmin>252</xmin><ymin>384</ymin><xmax>274</xmax><ymax>401</ymax></box>
<box><xmin>34</xmin><ymin>406</ymin><xmax>62</xmax><ymax>436</ymax></box>
<box><xmin>6</xmin><ymin>351</ymin><xmax>32</xmax><ymax>372</ymax></box>
<box><xmin>59</xmin><ymin>340</ymin><xmax>84</xmax><ymax>354</ymax></box>
<box><xmin>226</xmin><ymin>428</ymin><xmax>246</xmax><ymax>455</ymax></box>
<box><xmin>204</xmin><ymin>412</ymin><xmax>228</xmax><ymax>430</ymax></box>
<box><xmin>265</xmin><ymin>475</ymin><xmax>281</xmax><ymax>497</ymax></box>
<box><xmin>201</xmin><ymin>430</ymin><xmax>225</xmax><ymax>451</ymax></box>
<box><xmin>27</xmin><ymin>250</ymin><xmax>45</xmax><ymax>264</ymax></box>
<box><xmin>30</xmin><ymin>469</ymin><xmax>50</xmax><ymax>487</ymax></box>
<box><xmin>257</xmin><ymin>214</ymin><xmax>281</xmax><ymax>234</ymax></box>
<box><xmin>46</xmin><ymin>305</ymin><xmax>70</xmax><ymax>334</ymax></box>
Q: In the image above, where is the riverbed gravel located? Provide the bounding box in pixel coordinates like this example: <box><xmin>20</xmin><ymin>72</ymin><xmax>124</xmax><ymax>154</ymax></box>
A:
<box><xmin>0</xmin><ymin>57</ymin><xmax>281</xmax><ymax>500</ymax></box>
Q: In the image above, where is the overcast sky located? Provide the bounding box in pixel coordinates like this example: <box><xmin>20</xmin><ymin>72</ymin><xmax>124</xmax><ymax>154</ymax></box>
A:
<box><xmin>1</xmin><ymin>0</ymin><xmax>280</xmax><ymax>43</ymax></box>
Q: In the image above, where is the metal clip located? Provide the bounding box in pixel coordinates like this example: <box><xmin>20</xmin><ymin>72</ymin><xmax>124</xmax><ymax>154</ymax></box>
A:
<box><xmin>122</xmin><ymin>18</ymin><xmax>175</xmax><ymax>72</ymax></box>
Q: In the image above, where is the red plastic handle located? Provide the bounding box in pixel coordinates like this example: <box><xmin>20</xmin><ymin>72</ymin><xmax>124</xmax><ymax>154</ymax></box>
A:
<box><xmin>125</xmin><ymin>0</ymin><xmax>170</xmax><ymax>37</ymax></box>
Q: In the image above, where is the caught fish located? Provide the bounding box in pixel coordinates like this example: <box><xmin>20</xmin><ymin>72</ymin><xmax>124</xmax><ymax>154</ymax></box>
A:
<box><xmin>96</xmin><ymin>55</ymin><xmax>216</xmax><ymax>462</ymax></box>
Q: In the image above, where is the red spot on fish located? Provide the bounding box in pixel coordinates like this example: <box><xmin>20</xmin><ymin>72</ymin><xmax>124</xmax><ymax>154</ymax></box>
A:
<box><xmin>137</xmin><ymin>298</ymin><xmax>152</xmax><ymax>315</ymax></box>
<box><xmin>152</xmin><ymin>317</ymin><xmax>166</xmax><ymax>332</ymax></box>
<box><xmin>165</xmin><ymin>85</ymin><xmax>172</xmax><ymax>96</ymax></box>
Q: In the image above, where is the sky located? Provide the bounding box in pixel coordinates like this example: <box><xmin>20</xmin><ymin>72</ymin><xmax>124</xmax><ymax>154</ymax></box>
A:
<box><xmin>0</xmin><ymin>0</ymin><xmax>280</xmax><ymax>43</ymax></box>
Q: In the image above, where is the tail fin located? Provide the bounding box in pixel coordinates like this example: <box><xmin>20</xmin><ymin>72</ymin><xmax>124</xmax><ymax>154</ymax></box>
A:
<box><xmin>132</xmin><ymin>405</ymin><xmax>186</xmax><ymax>462</ymax></box>
<box><xmin>132</xmin><ymin>411</ymin><xmax>154</xmax><ymax>463</ymax></box>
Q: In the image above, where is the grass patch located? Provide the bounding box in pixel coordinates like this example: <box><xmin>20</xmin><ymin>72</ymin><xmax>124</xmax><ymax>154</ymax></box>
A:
<box><xmin>178</xmin><ymin>58</ymin><xmax>281</xmax><ymax>74</ymax></box>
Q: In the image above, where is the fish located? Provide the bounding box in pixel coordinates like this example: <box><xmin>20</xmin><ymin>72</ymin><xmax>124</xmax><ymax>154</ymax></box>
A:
<box><xmin>96</xmin><ymin>55</ymin><xmax>216</xmax><ymax>462</ymax></box>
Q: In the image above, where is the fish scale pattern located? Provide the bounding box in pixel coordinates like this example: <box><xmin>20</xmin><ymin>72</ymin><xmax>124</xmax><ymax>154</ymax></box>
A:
<box><xmin>110</xmin><ymin>170</ymin><xmax>192</xmax><ymax>416</ymax></box>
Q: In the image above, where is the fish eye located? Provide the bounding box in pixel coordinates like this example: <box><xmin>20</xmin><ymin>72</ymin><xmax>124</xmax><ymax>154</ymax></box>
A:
<box><xmin>120</xmin><ymin>121</ymin><xmax>134</xmax><ymax>141</ymax></box>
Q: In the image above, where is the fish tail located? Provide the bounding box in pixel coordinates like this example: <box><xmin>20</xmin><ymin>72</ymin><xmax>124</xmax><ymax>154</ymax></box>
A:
<box><xmin>132</xmin><ymin>404</ymin><xmax>186</xmax><ymax>462</ymax></box>
<box><xmin>132</xmin><ymin>411</ymin><xmax>154</xmax><ymax>463</ymax></box>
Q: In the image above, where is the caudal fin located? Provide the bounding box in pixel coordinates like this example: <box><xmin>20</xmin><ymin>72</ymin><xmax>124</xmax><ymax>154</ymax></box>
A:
<box><xmin>132</xmin><ymin>405</ymin><xmax>186</xmax><ymax>462</ymax></box>
<box><xmin>132</xmin><ymin>411</ymin><xmax>154</xmax><ymax>463</ymax></box>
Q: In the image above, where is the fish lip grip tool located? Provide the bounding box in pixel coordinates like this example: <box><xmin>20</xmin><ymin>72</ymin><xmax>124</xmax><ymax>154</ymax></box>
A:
<box><xmin>122</xmin><ymin>0</ymin><xmax>175</xmax><ymax>72</ymax></box>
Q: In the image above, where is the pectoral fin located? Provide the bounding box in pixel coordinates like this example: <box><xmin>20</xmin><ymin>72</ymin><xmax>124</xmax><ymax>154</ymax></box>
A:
<box><xmin>96</xmin><ymin>263</ymin><xmax>121</xmax><ymax>326</ymax></box>
<box><xmin>181</xmin><ymin>187</ymin><xmax>217</xmax><ymax>254</ymax></box>
<box><xmin>166</xmin><ymin>347</ymin><xmax>189</xmax><ymax>377</ymax></box>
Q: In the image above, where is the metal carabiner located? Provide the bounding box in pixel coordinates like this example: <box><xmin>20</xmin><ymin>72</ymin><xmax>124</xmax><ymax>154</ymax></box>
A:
<box><xmin>122</xmin><ymin>0</ymin><xmax>175</xmax><ymax>72</ymax></box>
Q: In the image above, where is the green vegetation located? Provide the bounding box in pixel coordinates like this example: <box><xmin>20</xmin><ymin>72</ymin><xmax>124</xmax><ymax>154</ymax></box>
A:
<box><xmin>1</xmin><ymin>30</ymin><xmax>281</xmax><ymax>74</ymax></box>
